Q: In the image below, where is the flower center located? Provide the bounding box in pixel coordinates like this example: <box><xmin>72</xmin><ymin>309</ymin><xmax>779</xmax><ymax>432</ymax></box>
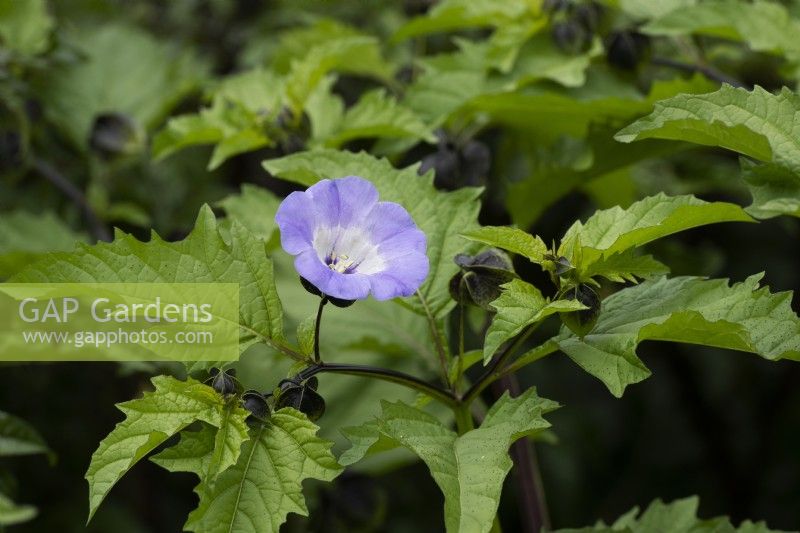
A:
<box><xmin>325</xmin><ymin>252</ymin><xmax>356</xmax><ymax>273</ymax></box>
<box><xmin>312</xmin><ymin>226</ymin><xmax>385</xmax><ymax>275</ymax></box>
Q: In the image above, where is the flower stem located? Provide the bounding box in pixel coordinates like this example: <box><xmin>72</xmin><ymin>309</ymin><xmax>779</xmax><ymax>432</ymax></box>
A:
<box><xmin>313</xmin><ymin>297</ymin><xmax>327</xmax><ymax>363</ymax></box>
<box><xmin>416</xmin><ymin>289</ymin><xmax>450</xmax><ymax>387</ymax></box>
<box><xmin>296</xmin><ymin>362</ymin><xmax>459</xmax><ymax>407</ymax></box>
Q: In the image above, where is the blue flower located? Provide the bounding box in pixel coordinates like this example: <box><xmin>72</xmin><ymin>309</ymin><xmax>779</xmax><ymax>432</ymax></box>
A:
<box><xmin>275</xmin><ymin>176</ymin><xmax>429</xmax><ymax>301</ymax></box>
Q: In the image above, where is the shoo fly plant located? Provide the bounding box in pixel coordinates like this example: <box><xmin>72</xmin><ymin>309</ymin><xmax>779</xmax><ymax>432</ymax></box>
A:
<box><xmin>3</xmin><ymin>0</ymin><xmax>800</xmax><ymax>531</ymax></box>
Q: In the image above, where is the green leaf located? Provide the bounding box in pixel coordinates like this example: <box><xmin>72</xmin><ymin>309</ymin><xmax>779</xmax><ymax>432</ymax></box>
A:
<box><xmin>296</xmin><ymin>314</ymin><xmax>316</xmax><ymax>358</ymax></box>
<box><xmin>183</xmin><ymin>409</ymin><xmax>342</xmax><ymax>533</ymax></box>
<box><xmin>557</xmin><ymin>275</ymin><xmax>800</xmax><ymax>397</ymax></box>
<box><xmin>619</xmin><ymin>0</ymin><xmax>696</xmax><ymax>19</ymax></box>
<box><xmin>284</xmin><ymin>35</ymin><xmax>391</xmax><ymax>112</ymax></box>
<box><xmin>12</xmin><ymin>206</ymin><xmax>289</xmax><ymax>360</ymax></box>
<box><xmin>504</xmin><ymin>35</ymin><xmax>602</xmax><ymax>89</ymax></box>
<box><xmin>484</xmin><ymin>280</ymin><xmax>586</xmax><ymax>363</ymax></box>
<box><xmin>554</xmin><ymin>495</ymin><xmax>789</xmax><ymax>532</ymax></box>
<box><xmin>403</xmin><ymin>68</ymin><xmax>487</xmax><ymax>128</ymax></box>
<box><xmin>34</xmin><ymin>24</ymin><xmax>207</xmax><ymax>150</ymax></box>
<box><xmin>0</xmin><ymin>210</ymin><xmax>87</xmax><ymax>278</ymax></box>
<box><xmin>217</xmin><ymin>184</ymin><xmax>282</xmax><ymax>245</ymax></box>
<box><xmin>341</xmin><ymin>389</ymin><xmax>558</xmax><ymax>533</ymax></box>
<box><xmin>465</xmin><ymin>75</ymin><xmax>716</xmax><ymax>143</ymax></box>
<box><xmin>580</xmin><ymin>250</ymin><xmax>669</xmax><ymax>284</ymax></box>
<box><xmin>616</xmin><ymin>86</ymin><xmax>800</xmax><ymax>171</ymax></box>
<box><xmin>0</xmin><ymin>411</ymin><xmax>50</xmax><ymax>458</ymax></box>
<box><xmin>85</xmin><ymin>376</ymin><xmax>250</xmax><ymax>521</ymax></box>
<box><xmin>740</xmin><ymin>159</ymin><xmax>800</xmax><ymax>219</ymax></box>
<box><xmin>642</xmin><ymin>0</ymin><xmax>800</xmax><ymax>59</ymax></box>
<box><xmin>461</xmin><ymin>226</ymin><xmax>548</xmax><ymax>265</ymax></box>
<box><xmin>150</xmin><ymin>424</ymin><xmax>218</xmax><ymax>476</ymax></box>
<box><xmin>616</xmin><ymin>85</ymin><xmax>800</xmax><ymax>219</ymax></box>
<box><xmin>317</xmin><ymin>89</ymin><xmax>435</xmax><ymax>148</ymax></box>
<box><xmin>394</xmin><ymin>0</ymin><xmax>532</xmax><ymax>40</ymax></box>
<box><xmin>0</xmin><ymin>0</ymin><xmax>54</xmax><ymax>56</ymax></box>
<box><xmin>0</xmin><ymin>492</ymin><xmax>36</xmax><ymax>527</ymax></box>
<box><xmin>264</xmin><ymin>149</ymin><xmax>482</xmax><ymax>318</ymax></box>
<box><xmin>558</xmin><ymin>193</ymin><xmax>754</xmax><ymax>275</ymax></box>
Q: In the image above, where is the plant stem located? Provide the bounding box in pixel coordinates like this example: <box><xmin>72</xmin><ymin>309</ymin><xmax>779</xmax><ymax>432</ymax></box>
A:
<box><xmin>461</xmin><ymin>324</ymin><xmax>538</xmax><ymax>405</ymax></box>
<box><xmin>313</xmin><ymin>297</ymin><xmax>327</xmax><ymax>363</ymax></box>
<box><xmin>33</xmin><ymin>158</ymin><xmax>111</xmax><ymax>242</ymax></box>
<box><xmin>492</xmin><ymin>375</ymin><xmax>550</xmax><ymax>533</ymax></box>
<box><xmin>501</xmin><ymin>341</ymin><xmax>560</xmax><ymax>378</ymax></box>
<box><xmin>296</xmin><ymin>362</ymin><xmax>459</xmax><ymax>407</ymax></box>
<box><xmin>416</xmin><ymin>289</ymin><xmax>450</xmax><ymax>387</ymax></box>
<box><xmin>454</xmin><ymin>403</ymin><xmax>474</xmax><ymax>434</ymax></box>
<box><xmin>651</xmin><ymin>56</ymin><xmax>746</xmax><ymax>88</ymax></box>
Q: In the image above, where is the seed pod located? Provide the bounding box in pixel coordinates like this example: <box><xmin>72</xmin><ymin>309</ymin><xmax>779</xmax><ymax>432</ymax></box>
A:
<box><xmin>574</xmin><ymin>2</ymin><xmax>604</xmax><ymax>33</ymax></box>
<box><xmin>559</xmin><ymin>284</ymin><xmax>601</xmax><ymax>337</ymax></box>
<box><xmin>241</xmin><ymin>390</ymin><xmax>270</xmax><ymax>420</ymax></box>
<box><xmin>553</xmin><ymin>256</ymin><xmax>574</xmax><ymax>276</ymax></box>
<box><xmin>552</xmin><ymin>20</ymin><xmax>592</xmax><ymax>55</ymax></box>
<box><xmin>420</xmin><ymin>147</ymin><xmax>460</xmax><ymax>190</ymax></box>
<box><xmin>88</xmin><ymin>112</ymin><xmax>145</xmax><ymax>159</ymax></box>
<box><xmin>210</xmin><ymin>368</ymin><xmax>238</xmax><ymax>396</ymax></box>
<box><xmin>606</xmin><ymin>31</ymin><xmax>651</xmax><ymax>71</ymax></box>
<box><xmin>275</xmin><ymin>382</ymin><xmax>326</xmax><ymax>421</ymax></box>
<box><xmin>449</xmin><ymin>249</ymin><xmax>516</xmax><ymax>309</ymax></box>
<box><xmin>460</xmin><ymin>139</ymin><xmax>491</xmax><ymax>187</ymax></box>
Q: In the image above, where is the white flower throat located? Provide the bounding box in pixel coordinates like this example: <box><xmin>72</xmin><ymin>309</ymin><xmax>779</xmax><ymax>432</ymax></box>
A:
<box><xmin>312</xmin><ymin>225</ymin><xmax>385</xmax><ymax>275</ymax></box>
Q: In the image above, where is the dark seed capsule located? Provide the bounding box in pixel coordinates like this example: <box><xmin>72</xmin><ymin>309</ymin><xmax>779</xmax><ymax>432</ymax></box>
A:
<box><xmin>241</xmin><ymin>390</ymin><xmax>270</xmax><ymax>420</ymax></box>
<box><xmin>88</xmin><ymin>112</ymin><xmax>144</xmax><ymax>159</ymax></box>
<box><xmin>574</xmin><ymin>2</ymin><xmax>604</xmax><ymax>33</ymax></box>
<box><xmin>560</xmin><ymin>284</ymin><xmax>601</xmax><ymax>337</ymax></box>
<box><xmin>304</xmin><ymin>376</ymin><xmax>319</xmax><ymax>390</ymax></box>
<box><xmin>211</xmin><ymin>369</ymin><xmax>238</xmax><ymax>396</ymax></box>
<box><xmin>552</xmin><ymin>20</ymin><xmax>592</xmax><ymax>55</ymax></box>
<box><xmin>420</xmin><ymin>148</ymin><xmax>460</xmax><ymax>191</ymax></box>
<box><xmin>449</xmin><ymin>249</ymin><xmax>516</xmax><ymax>309</ymax></box>
<box><xmin>606</xmin><ymin>31</ymin><xmax>651</xmax><ymax>71</ymax></box>
<box><xmin>275</xmin><ymin>384</ymin><xmax>326</xmax><ymax>421</ymax></box>
<box><xmin>554</xmin><ymin>256</ymin><xmax>574</xmax><ymax>276</ymax></box>
<box><xmin>460</xmin><ymin>139</ymin><xmax>491</xmax><ymax>187</ymax></box>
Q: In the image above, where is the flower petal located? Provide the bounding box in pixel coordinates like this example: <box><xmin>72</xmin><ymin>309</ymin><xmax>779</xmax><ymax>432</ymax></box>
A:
<box><xmin>275</xmin><ymin>190</ymin><xmax>316</xmax><ymax>255</ymax></box>
<box><xmin>368</xmin><ymin>250</ymin><xmax>430</xmax><ymax>300</ymax></box>
<box><xmin>363</xmin><ymin>201</ymin><xmax>419</xmax><ymax>245</ymax></box>
<box><xmin>307</xmin><ymin>176</ymin><xmax>379</xmax><ymax>229</ymax></box>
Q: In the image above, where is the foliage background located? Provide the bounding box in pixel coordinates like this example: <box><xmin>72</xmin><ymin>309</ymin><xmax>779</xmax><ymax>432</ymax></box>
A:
<box><xmin>1</xmin><ymin>0</ymin><xmax>799</xmax><ymax>531</ymax></box>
